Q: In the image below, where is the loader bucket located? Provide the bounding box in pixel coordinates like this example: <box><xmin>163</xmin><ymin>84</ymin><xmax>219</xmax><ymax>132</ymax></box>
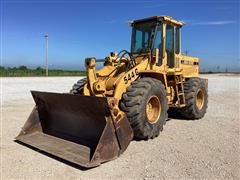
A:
<box><xmin>16</xmin><ymin>91</ymin><xmax>133</xmax><ymax>168</ymax></box>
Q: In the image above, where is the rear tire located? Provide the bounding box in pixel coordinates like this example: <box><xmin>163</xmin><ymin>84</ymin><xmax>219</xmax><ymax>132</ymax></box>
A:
<box><xmin>120</xmin><ymin>78</ymin><xmax>168</xmax><ymax>140</ymax></box>
<box><xmin>181</xmin><ymin>78</ymin><xmax>208</xmax><ymax>119</ymax></box>
<box><xmin>70</xmin><ymin>78</ymin><xmax>87</xmax><ymax>94</ymax></box>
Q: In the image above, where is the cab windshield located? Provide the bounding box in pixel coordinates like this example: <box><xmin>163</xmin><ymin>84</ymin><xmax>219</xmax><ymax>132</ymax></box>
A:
<box><xmin>131</xmin><ymin>21</ymin><xmax>157</xmax><ymax>54</ymax></box>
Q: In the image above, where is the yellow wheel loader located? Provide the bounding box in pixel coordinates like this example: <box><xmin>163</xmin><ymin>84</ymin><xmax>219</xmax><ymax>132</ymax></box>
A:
<box><xmin>16</xmin><ymin>16</ymin><xmax>208</xmax><ymax>168</ymax></box>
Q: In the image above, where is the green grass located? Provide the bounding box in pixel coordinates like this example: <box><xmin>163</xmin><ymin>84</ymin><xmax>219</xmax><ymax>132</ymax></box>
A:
<box><xmin>0</xmin><ymin>66</ymin><xmax>86</xmax><ymax>77</ymax></box>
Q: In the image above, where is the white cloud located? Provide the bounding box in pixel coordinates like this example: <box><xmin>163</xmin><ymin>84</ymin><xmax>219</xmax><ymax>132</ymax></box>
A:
<box><xmin>192</xmin><ymin>21</ymin><xmax>236</xmax><ymax>25</ymax></box>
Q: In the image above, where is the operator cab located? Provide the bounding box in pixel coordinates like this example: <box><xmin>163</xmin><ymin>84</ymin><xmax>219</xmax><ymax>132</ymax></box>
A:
<box><xmin>129</xmin><ymin>16</ymin><xmax>184</xmax><ymax>68</ymax></box>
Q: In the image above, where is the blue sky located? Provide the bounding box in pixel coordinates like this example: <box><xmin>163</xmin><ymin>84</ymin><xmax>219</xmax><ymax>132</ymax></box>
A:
<box><xmin>1</xmin><ymin>0</ymin><xmax>239</xmax><ymax>71</ymax></box>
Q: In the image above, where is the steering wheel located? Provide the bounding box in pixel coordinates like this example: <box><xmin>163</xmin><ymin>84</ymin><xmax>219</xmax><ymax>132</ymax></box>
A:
<box><xmin>116</xmin><ymin>50</ymin><xmax>134</xmax><ymax>63</ymax></box>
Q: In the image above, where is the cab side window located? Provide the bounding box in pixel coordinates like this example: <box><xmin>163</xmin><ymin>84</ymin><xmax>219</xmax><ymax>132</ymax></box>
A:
<box><xmin>175</xmin><ymin>27</ymin><xmax>180</xmax><ymax>54</ymax></box>
<box><xmin>153</xmin><ymin>26</ymin><xmax>162</xmax><ymax>65</ymax></box>
<box><xmin>166</xmin><ymin>25</ymin><xmax>174</xmax><ymax>68</ymax></box>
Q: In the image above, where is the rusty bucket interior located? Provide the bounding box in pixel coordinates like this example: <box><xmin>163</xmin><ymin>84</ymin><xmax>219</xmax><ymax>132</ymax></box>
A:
<box><xmin>16</xmin><ymin>91</ymin><xmax>133</xmax><ymax>168</ymax></box>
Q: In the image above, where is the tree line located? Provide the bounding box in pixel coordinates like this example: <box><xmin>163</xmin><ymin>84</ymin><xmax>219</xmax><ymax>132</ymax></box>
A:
<box><xmin>0</xmin><ymin>66</ymin><xmax>86</xmax><ymax>77</ymax></box>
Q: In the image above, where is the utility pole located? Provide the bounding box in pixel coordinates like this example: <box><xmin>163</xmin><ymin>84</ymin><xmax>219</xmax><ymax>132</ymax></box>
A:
<box><xmin>184</xmin><ymin>50</ymin><xmax>189</xmax><ymax>56</ymax></box>
<box><xmin>44</xmin><ymin>33</ymin><xmax>48</xmax><ymax>76</ymax></box>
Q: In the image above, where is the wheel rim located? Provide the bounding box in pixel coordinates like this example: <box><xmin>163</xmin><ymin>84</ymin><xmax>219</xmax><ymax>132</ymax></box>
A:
<box><xmin>146</xmin><ymin>96</ymin><xmax>161</xmax><ymax>124</ymax></box>
<box><xmin>196</xmin><ymin>89</ymin><xmax>204</xmax><ymax>110</ymax></box>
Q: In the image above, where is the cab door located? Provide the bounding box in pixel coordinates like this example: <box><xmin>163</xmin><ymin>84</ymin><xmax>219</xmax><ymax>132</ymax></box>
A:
<box><xmin>166</xmin><ymin>24</ymin><xmax>174</xmax><ymax>68</ymax></box>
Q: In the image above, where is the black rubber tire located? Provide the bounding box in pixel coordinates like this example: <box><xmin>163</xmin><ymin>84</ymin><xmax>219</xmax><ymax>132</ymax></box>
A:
<box><xmin>120</xmin><ymin>77</ymin><xmax>168</xmax><ymax>140</ymax></box>
<box><xmin>70</xmin><ymin>78</ymin><xmax>87</xmax><ymax>94</ymax></box>
<box><xmin>181</xmin><ymin>78</ymin><xmax>208</xmax><ymax>119</ymax></box>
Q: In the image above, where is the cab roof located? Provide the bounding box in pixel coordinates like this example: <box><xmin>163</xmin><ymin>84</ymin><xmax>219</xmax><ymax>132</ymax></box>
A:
<box><xmin>129</xmin><ymin>16</ymin><xmax>184</xmax><ymax>27</ymax></box>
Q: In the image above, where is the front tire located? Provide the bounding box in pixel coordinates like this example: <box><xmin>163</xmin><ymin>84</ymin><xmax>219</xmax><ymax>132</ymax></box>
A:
<box><xmin>120</xmin><ymin>78</ymin><xmax>168</xmax><ymax>140</ymax></box>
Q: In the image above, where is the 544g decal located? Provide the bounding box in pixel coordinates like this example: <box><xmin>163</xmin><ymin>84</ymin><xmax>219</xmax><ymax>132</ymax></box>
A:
<box><xmin>124</xmin><ymin>68</ymin><xmax>139</xmax><ymax>84</ymax></box>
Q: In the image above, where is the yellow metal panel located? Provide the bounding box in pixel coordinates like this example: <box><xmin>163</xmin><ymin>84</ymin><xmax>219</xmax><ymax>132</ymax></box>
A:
<box><xmin>179</xmin><ymin>55</ymin><xmax>199</xmax><ymax>77</ymax></box>
<box><xmin>113</xmin><ymin>59</ymin><xmax>149</xmax><ymax>100</ymax></box>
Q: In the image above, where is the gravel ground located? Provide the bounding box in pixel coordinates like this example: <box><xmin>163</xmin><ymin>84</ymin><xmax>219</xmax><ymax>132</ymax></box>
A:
<box><xmin>1</xmin><ymin>74</ymin><xmax>240</xmax><ymax>179</ymax></box>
